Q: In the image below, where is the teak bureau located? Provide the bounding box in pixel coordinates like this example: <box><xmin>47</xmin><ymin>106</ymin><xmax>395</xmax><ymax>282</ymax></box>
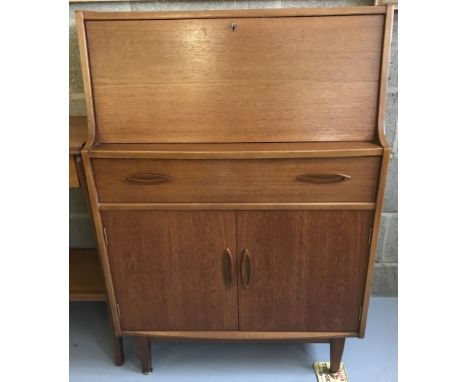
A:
<box><xmin>76</xmin><ymin>5</ymin><xmax>394</xmax><ymax>375</ymax></box>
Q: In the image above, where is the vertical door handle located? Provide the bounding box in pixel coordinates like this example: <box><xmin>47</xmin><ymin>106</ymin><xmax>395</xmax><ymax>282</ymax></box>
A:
<box><xmin>241</xmin><ymin>249</ymin><xmax>251</xmax><ymax>288</ymax></box>
<box><xmin>223</xmin><ymin>249</ymin><xmax>233</xmax><ymax>285</ymax></box>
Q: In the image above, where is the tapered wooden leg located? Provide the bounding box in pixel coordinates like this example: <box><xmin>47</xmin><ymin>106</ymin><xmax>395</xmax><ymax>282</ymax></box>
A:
<box><xmin>329</xmin><ymin>338</ymin><xmax>345</xmax><ymax>374</ymax></box>
<box><xmin>112</xmin><ymin>335</ymin><xmax>124</xmax><ymax>366</ymax></box>
<box><xmin>104</xmin><ymin>301</ymin><xmax>124</xmax><ymax>365</ymax></box>
<box><xmin>135</xmin><ymin>337</ymin><xmax>153</xmax><ymax>375</ymax></box>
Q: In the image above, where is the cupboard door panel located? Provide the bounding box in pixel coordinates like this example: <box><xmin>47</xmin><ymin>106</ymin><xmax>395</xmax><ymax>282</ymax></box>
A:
<box><xmin>237</xmin><ymin>210</ymin><xmax>373</xmax><ymax>332</ymax></box>
<box><xmin>102</xmin><ymin>211</ymin><xmax>238</xmax><ymax>331</ymax></box>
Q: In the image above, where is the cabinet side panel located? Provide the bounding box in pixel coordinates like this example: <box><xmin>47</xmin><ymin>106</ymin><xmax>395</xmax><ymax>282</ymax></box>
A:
<box><xmin>85</xmin><ymin>15</ymin><xmax>384</xmax><ymax>143</ymax></box>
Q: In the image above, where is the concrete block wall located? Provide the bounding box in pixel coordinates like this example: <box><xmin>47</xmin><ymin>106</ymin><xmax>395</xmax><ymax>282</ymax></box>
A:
<box><xmin>69</xmin><ymin>0</ymin><xmax>398</xmax><ymax>296</ymax></box>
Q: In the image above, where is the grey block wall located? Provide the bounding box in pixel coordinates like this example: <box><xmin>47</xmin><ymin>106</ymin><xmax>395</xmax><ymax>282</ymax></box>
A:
<box><xmin>69</xmin><ymin>0</ymin><xmax>398</xmax><ymax>296</ymax></box>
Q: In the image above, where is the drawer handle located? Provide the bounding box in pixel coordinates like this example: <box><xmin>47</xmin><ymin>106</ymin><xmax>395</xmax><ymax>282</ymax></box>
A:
<box><xmin>223</xmin><ymin>249</ymin><xmax>233</xmax><ymax>285</ymax></box>
<box><xmin>241</xmin><ymin>249</ymin><xmax>251</xmax><ymax>289</ymax></box>
<box><xmin>122</xmin><ymin>173</ymin><xmax>173</xmax><ymax>185</ymax></box>
<box><xmin>296</xmin><ymin>172</ymin><xmax>351</xmax><ymax>184</ymax></box>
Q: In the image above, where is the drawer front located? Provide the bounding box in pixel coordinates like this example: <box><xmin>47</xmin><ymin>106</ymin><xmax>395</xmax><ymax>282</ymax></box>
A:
<box><xmin>93</xmin><ymin>157</ymin><xmax>381</xmax><ymax>204</ymax></box>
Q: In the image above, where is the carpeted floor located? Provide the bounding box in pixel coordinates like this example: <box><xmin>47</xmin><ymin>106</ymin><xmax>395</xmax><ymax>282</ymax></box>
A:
<box><xmin>70</xmin><ymin>297</ymin><xmax>397</xmax><ymax>382</ymax></box>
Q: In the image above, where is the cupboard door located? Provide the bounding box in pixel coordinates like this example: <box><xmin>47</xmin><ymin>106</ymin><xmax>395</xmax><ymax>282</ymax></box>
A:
<box><xmin>237</xmin><ymin>210</ymin><xmax>373</xmax><ymax>332</ymax></box>
<box><xmin>102</xmin><ymin>211</ymin><xmax>238</xmax><ymax>331</ymax></box>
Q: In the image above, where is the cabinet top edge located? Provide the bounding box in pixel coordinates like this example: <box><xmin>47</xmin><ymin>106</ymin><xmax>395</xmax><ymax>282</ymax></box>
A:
<box><xmin>77</xmin><ymin>6</ymin><xmax>387</xmax><ymax>21</ymax></box>
<box><xmin>86</xmin><ymin>141</ymin><xmax>384</xmax><ymax>159</ymax></box>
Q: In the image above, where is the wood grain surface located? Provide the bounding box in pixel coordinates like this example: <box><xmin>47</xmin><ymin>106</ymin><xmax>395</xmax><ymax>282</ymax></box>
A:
<box><xmin>237</xmin><ymin>210</ymin><xmax>373</xmax><ymax>332</ymax></box>
<box><xmin>69</xmin><ymin>249</ymin><xmax>106</xmax><ymax>301</ymax></box>
<box><xmin>376</xmin><ymin>5</ymin><xmax>395</xmax><ymax>147</ymax></box>
<box><xmin>98</xmin><ymin>202</ymin><xmax>376</xmax><ymax>211</ymax></box>
<box><xmin>76</xmin><ymin>12</ymin><xmax>98</xmax><ymax>150</ymax></box>
<box><xmin>85</xmin><ymin>15</ymin><xmax>384</xmax><ymax>143</ymax></box>
<box><xmin>92</xmin><ymin>157</ymin><xmax>381</xmax><ymax>203</ymax></box>
<box><xmin>135</xmin><ymin>337</ymin><xmax>152</xmax><ymax>374</ymax></box>
<box><xmin>69</xmin><ymin>117</ymin><xmax>87</xmax><ymax>187</ymax></box>
<box><xmin>89</xmin><ymin>142</ymin><xmax>383</xmax><ymax>159</ymax></box>
<box><xmin>69</xmin><ymin>116</ymin><xmax>87</xmax><ymax>155</ymax></box>
<box><xmin>359</xmin><ymin>147</ymin><xmax>391</xmax><ymax>336</ymax></box>
<box><xmin>123</xmin><ymin>330</ymin><xmax>357</xmax><ymax>341</ymax></box>
<box><xmin>80</xmin><ymin>7</ymin><xmax>386</xmax><ymax>21</ymax></box>
<box><xmin>69</xmin><ymin>157</ymin><xmax>80</xmax><ymax>188</ymax></box>
<box><xmin>102</xmin><ymin>211</ymin><xmax>238</xmax><ymax>331</ymax></box>
<box><xmin>330</xmin><ymin>338</ymin><xmax>346</xmax><ymax>373</ymax></box>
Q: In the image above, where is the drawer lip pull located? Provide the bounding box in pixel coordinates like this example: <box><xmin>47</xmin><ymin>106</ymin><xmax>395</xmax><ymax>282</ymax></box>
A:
<box><xmin>296</xmin><ymin>172</ymin><xmax>351</xmax><ymax>184</ymax></box>
<box><xmin>223</xmin><ymin>249</ymin><xmax>233</xmax><ymax>285</ymax></box>
<box><xmin>241</xmin><ymin>249</ymin><xmax>251</xmax><ymax>289</ymax></box>
<box><xmin>122</xmin><ymin>173</ymin><xmax>173</xmax><ymax>185</ymax></box>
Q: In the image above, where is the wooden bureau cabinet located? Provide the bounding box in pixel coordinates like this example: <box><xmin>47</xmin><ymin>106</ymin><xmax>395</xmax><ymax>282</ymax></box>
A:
<box><xmin>76</xmin><ymin>5</ymin><xmax>394</xmax><ymax>375</ymax></box>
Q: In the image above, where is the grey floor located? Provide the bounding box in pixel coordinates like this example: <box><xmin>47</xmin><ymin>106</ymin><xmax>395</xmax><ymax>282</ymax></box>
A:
<box><xmin>70</xmin><ymin>298</ymin><xmax>397</xmax><ymax>382</ymax></box>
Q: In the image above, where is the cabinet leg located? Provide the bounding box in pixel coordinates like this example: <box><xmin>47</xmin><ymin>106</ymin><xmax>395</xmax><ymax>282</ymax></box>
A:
<box><xmin>112</xmin><ymin>335</ymin><xmax>124</xmax><ymax>366</ymax></box>
<box><xmin>329</xmin><ymin>338</ymin><xmax>345</xmax><ymax>374</ymax></box>
<box><xmin>135</xmin><ymin>337</ymin><xmax>153</xmax><ymax>375</ymax></box>
<box><xmin>105</xmin><ymin>302</ymin><xmax>124</xmax><ymax>366</ymax></box>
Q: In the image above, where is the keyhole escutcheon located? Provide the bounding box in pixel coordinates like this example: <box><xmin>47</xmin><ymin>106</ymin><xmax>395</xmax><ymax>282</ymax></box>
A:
<box><xmin>231</xmin><ymin>22</ymin><xmax>238</xmax><ymax>32</ymax></box>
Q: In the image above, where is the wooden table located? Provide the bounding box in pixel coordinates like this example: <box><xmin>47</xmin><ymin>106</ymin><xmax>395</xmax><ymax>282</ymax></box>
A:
<box><xmin>69</xmin><ymin>116</ymin><xmax>124</xmax><ymax>364</ymax></box>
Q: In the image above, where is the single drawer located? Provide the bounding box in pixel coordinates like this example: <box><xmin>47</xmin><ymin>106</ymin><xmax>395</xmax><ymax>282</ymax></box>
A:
<box><xmin>93</xmin><ymin>157</ymin><xmax>381</xmax><ymax>204</ymax></box>
<box><xmin>69</xmin><ymin>156</ymin><xmax>80</xmax><ymax>188</ymax></box>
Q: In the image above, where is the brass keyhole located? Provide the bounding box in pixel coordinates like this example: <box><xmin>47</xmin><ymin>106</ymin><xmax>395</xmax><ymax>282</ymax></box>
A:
<box><xmin>231</xmin><ymin>22</ymin><xmax>238</xmax><ymax>32</ymax></box>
